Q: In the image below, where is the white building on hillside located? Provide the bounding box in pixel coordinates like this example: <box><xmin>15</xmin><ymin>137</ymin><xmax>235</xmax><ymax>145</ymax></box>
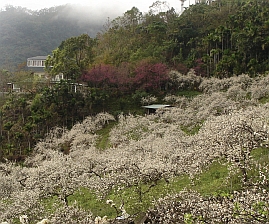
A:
<box><xmin>27</xmin><ymin>56</ymin><xmax>47</xmax><ymax>75</ymax></box>
<box><xmin>27</xmin><ymin>56</ymin><xmax>47</xmax><ymax>68</ymax></box>
<box><xmin>27</xmin><ymin>56</ymin><xmax>64</xmax><ymax>81</ymax></box>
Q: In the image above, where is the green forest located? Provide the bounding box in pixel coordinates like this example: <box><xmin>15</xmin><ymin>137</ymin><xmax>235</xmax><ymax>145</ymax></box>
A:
<box><xmin>46</xmin><ymin>0</ymin><xmax>269</xmax><ymax>79</ymax></box>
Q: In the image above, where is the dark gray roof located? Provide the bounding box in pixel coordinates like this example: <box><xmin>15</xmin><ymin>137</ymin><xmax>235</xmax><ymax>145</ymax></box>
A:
<box><xmin>142</xmin><ymin>104</ymin><xmax>171</xmax><ymax>109</ymax></box>
<box><xmin>27</xmin><ymin>56</ymin><xmax>48</xmax><ymax>60</ymax></box>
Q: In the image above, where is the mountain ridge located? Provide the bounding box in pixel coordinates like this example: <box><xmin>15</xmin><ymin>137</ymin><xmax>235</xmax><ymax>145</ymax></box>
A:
<box><xmin>0</xmin><ymin>4</ymin><xmax>111</xmax><ymax>69</ymax></box>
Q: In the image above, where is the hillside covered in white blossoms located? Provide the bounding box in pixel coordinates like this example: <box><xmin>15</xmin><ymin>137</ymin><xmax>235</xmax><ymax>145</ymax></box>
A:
<box><xmin>1</xmin><ymin>71</ymin><xmax>269</xmax><ymax>223</ymax></box>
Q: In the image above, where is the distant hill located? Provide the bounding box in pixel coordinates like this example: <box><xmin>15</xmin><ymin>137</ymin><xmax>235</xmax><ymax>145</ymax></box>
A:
<box><xmin>0</xmin><ymin>5</ymin><xmax>107</xmax><ymax>69</ymax></box>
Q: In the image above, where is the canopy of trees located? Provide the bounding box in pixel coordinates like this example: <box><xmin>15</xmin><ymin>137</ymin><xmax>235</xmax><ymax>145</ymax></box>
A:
<box><xmin>45</xmin><ymin>34</ymin><xmax>95</xmax><ymax>81</ymax></box>
<box><xmin>43</xmin><ymin>0</ymin><xmax>269</xmax><ymax>82</ymax></box>
<box><xmin>3</xmin><ymin>0</ymin><xmax>269</xmax><ymax>77</ymax></box>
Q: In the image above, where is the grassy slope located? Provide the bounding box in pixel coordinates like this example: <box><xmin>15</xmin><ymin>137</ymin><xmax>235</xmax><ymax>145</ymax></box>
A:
<box><xmin>64</xmin><ymin>150</ymin><xmax>268</xmax><ymax>220</ymax></box>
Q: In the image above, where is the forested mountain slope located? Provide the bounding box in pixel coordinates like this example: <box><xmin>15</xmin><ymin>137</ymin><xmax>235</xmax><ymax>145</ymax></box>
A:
<box><xmin>2</xmin><ymin>0</ymin><xmax>269</xmax><ymax>76</ymax></box>
<box><xmin>0</xmin><ymin>5</ymin><xmax>104</xmax><ymax>69</ymax></box>
<box><xmin>45</xmin><ymin>0</ymin><xmax>269</xmax><ymax>80</ymax></box>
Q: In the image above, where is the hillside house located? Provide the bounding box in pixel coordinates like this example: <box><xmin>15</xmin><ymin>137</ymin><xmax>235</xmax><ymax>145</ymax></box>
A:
<box><xmin>27</xmin><ymin>56</ymin><xmax>64</xmax><ymax>81</ymax></box>
<box><xmin>27</xmin><ymin>56</ymin><xmax>47</xmax><ymax>74</ymax></box>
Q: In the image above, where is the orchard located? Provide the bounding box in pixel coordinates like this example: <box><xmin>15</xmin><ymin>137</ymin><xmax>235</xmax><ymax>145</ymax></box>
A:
<box><xmin>1</xmin><ymin>71</ymin><xmax>269</xmax><ymax>223</ymax></box>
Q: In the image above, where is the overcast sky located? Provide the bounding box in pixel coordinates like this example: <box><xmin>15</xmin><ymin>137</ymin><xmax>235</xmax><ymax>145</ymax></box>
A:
<box><xmin>0</xmin><ymin>0</ymin><xmax>191</xmax><ymax>14</ymax></box>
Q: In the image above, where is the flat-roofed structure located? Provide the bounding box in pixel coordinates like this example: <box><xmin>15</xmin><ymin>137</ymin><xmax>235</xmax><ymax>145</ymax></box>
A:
<box><xmin>142</xmin><ymin>104</ymin><xmax>172</xmax><ymax>114</ymax></box>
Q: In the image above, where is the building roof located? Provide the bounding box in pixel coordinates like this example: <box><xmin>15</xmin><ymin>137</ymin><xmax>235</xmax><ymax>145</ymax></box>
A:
<box><xmin>27</xmin><ymin>56</ymin><xmax>48</xmax><ymax>60</ymax></box>
<box><xmin>142</xmin><ymin>104</ymin><xmax>172</xmax><ymax>109</ymax></box>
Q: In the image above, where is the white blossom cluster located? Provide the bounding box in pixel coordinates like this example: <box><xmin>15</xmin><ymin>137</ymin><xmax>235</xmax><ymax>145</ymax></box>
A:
<box><xmin>147</xmin><ymin>188</ymin><xmax>269</xmax><ymax>223</ymax></box>
<box><xmin>140</xmin><ymin>95</ymin><xmax>158</xmax><ymax>105</ymax></box>
<box><xmin>198</xmin><ymin>74</ymin><xmax>253</xmax><ymax>94</ymax></box>
<box><xmin>168</xmin><ymin>69</ymin><xmax>202</xmax><ymax>90</ymax></box>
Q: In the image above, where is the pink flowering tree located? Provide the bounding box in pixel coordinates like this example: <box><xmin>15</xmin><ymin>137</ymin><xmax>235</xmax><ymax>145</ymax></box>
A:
<box><xmin>133</xmin><ymin>61</ymin><xmax>169</xmax><ymax>92</ymax></box>
<box><xmin>82</xmin><ymin>64</ymin><xmax>119</xmax><ymax>89</ymax></box>
<box><xmin>82</xmin><ymin>63</ymin><xmax>135</xmax><ymax>94</ymax></box>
